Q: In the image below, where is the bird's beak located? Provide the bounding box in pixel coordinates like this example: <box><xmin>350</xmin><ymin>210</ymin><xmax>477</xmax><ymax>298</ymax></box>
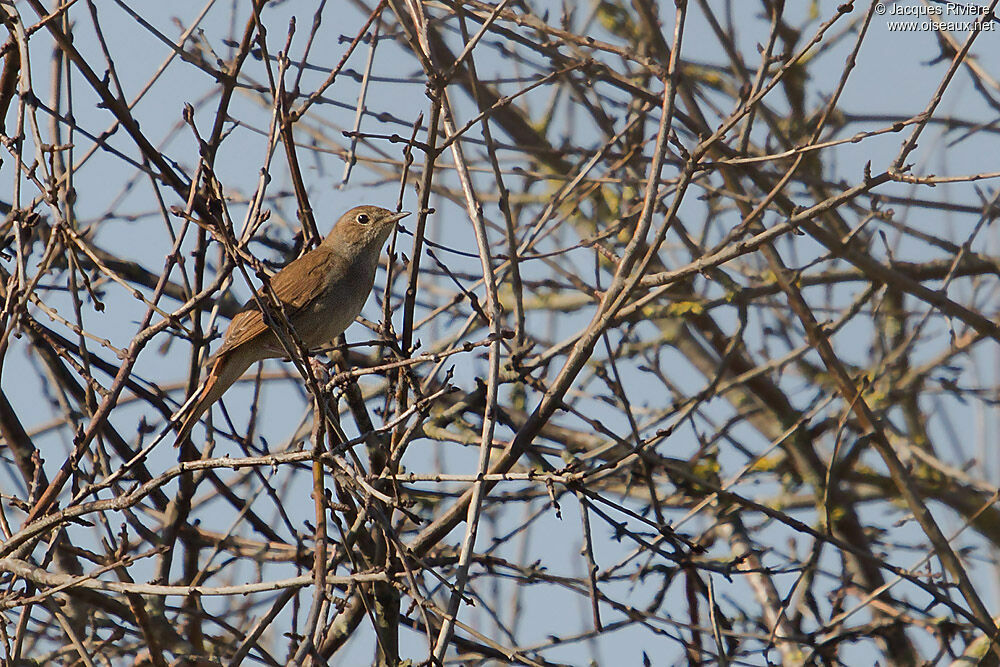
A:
<box><xmin>386</xmin><ymin>211</ymin><xmax>411</xmax><ymax>224</ymax></box>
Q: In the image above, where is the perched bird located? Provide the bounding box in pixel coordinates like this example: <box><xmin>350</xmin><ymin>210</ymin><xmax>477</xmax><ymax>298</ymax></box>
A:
<box><xmin>174</xmin><ymin>205</ymin><xmax>409</xmax><ymax>444</ymax></box>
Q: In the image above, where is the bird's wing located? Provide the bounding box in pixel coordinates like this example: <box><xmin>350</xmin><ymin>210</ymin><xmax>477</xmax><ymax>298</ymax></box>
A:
<box><xmin>215</xmin><ymin>248</ymin><xmax>336</xmax><ymax>357</ymax></box>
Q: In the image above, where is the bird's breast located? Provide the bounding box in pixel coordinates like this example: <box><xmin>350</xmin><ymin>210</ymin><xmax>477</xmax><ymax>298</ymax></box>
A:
<box><xmin>297</xmin><ymin>256</ymin><xmax>377</xmax><ymax>348</ymax></box>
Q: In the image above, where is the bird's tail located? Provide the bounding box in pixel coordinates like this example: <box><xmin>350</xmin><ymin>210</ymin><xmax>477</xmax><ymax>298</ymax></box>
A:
<box><xmin>173</xmin><ymin>351</ymin><xmax>253</xmax><ymax>446</ymax></box>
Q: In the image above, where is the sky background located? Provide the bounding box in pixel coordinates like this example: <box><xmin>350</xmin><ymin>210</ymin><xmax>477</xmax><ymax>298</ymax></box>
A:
<box><xmin>4</xmin><ymin>0</ymin><xmax>1000</xmax><ymax>664</ymax></box>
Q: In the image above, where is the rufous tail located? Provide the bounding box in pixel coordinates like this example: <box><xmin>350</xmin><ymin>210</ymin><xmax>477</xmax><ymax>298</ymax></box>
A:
<box><xmin>173</xmin><ymin>351</ymin><xmax>253</xmax><ymax>446</ymax></box>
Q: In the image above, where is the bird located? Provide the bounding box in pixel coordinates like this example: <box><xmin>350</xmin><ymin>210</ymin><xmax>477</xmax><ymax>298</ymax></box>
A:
<box><xmin>173</xmin><ymin>205</ymin><xmax>410</xmax><ymax>444</ymax></box>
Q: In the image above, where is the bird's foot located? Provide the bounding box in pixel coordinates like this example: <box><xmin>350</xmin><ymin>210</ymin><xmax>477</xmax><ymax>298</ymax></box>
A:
<box><xmin>309</xmin><ymin>356</ymin><xmax>332</xmax><ymax>383</ymax></box>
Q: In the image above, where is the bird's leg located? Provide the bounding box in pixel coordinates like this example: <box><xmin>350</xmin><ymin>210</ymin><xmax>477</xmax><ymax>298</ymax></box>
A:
<box><xmin>308</xmin><ymin>356</ymin><xmax>332</xmax><ymax>384</ymax></box>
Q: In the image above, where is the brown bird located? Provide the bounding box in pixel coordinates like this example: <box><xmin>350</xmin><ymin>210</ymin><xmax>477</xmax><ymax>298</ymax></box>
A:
<box><xmin>174</xmin><ymin>205</ymin><xmax>409</xmax><ymax>444</ymax></box>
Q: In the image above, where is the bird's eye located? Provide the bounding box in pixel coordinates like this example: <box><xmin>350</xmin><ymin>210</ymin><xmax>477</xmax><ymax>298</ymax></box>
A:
<box><xmin>356</xmin><ymin>213</ymin><xmax>370</xmax><ymax>225</ymax></box>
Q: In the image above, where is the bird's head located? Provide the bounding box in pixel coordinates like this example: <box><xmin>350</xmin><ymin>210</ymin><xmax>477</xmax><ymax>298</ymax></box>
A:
<box><xmin>326</xmin><ymin>205</ymin><xmax>410</xmax><ymax>253</ymax></box>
